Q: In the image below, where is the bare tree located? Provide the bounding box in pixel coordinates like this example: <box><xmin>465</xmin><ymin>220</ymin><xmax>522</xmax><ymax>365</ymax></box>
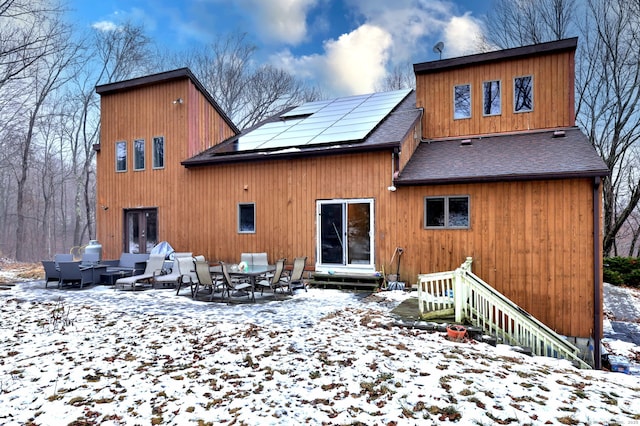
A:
<box><xmin>377</xmin><ymin>62</ymin><xmax>415</xmax><ymax>92</ymax></box>
<box><xmin>176</xmin><ymin>32</ymin><xmax>322</xmax><ymax>129</ymax></box>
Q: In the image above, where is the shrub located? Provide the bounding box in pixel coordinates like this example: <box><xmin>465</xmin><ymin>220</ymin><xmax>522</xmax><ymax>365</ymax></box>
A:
<box><xmin>626</xmin><ymin>269</ymin><xmax>640</xmax><ymax>288</ymax></box>
<box><xmin>603</xmin><ymin>268</ymin><xmax>624</xmax><ymax>286</ymax></box>
<box><xmin>603</xmin><ymin>257</ymin><xmax>640</xmax><ymax>287</ymax></box>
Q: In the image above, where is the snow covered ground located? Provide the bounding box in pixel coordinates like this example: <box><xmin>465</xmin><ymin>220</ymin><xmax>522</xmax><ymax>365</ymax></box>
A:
<box><xmin>0</xmin><ymin>281</ymin><xmax>639</xmax><ymax>425</ymax></box>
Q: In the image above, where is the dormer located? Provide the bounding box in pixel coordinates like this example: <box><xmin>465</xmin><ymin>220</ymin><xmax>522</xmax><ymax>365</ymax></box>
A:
<box><xmin>414</xmin><ymin>38</ymin><xmax>577</xmax><ymax>139</ymax></box>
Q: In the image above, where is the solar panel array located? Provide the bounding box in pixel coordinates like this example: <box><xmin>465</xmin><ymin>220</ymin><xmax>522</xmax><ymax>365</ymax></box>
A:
<box><xmin>235</xmin><ymin>89</ymin><xmax>411</xmax><ymax>152</ymax></box>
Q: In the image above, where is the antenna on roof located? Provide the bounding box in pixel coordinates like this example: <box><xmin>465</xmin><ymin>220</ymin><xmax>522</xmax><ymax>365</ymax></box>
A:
<box><xmin>433</xmin><ymin>41</ymin><xmax>444</xmax><ymax>60</ymax></box>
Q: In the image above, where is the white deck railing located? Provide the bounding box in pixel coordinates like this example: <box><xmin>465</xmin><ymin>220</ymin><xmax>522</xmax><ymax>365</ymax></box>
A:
<box><xmin>417</xmin><ymin>258</ymin><xmax>590</xmax><ymax>369</ymax></box>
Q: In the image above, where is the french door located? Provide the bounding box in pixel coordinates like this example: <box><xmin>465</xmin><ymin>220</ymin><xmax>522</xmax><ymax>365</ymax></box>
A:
<box><xmin>316</xmin><ymin>199</ymin><xmax>374</xmax><ymax>273</ymax></box>
<box><xmin>124</xmin><ymin>208</ymin><xmax>158</xmax><ymax>254</ymax></box>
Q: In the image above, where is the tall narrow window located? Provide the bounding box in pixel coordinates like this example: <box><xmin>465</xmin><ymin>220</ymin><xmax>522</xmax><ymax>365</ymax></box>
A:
<box><xmin>425</xmin><ymin>196</ymin><xmax>470</xmax><ymax>229</ymax></box>
<box><xmin>454</xmin><ymin>84</ymin><xmax>471</xmax><ymax>119</ymax></box>
<box><xmin>134</xmin><ymin>139</ymin><xmax>145</xmax><ymax>170</ymax></box>
<box><xmin>483</xmin><ymin>80</ymin><xmax>501</xmax><ymax>116</ymax></box>
<box><xmin>116</xmin><ymin>141</ymin><xmax>127</xmax><ymax>172</ymax></box>
<box><xmin>238</xmin><ymin>203</ymin><xmax>256</xmax><ymax>233</ymax></box>
<box><xmin>153</xmin><ymin>136</ymin><xmax>164</xmax><ymax>169</ymax></box>
<box><xmin>514</xmin><ymin>75</ymin><xmax>533</xmax><ymax>112</ymax></box>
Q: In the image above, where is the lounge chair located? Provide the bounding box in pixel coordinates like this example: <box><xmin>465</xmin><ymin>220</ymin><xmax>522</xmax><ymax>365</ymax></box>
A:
<box><xmin>153</xmin><ymin>252</ymin><xmax>192</xmax><ymax>288</ymax></box>
<box><xmin>256</xmin><ymin>258</ymin><xmax>288</xmax><ymax>294</ymax></box>
<box><xmin>114</xmin><ymin>254</ymin><xmax>165</xmax><ymax>290</ymax></box>
<box><xmin>192</xmin><ymin>259</ymin><xmax>225</xmax><ymax>301</ymax></box>
<box><xmin>42</xmin><ymin>260</ymin><xmax>60</xmax><ymax>288</ymax></box>
<box><xmin>58</xmin><ymin>261</ymin><xmax>93</xmax><ymax>289</ymax></box>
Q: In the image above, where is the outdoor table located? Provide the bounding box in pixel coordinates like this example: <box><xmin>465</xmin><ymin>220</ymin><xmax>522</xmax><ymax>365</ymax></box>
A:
<box><xmin>210</xmin><ymin>264</ymin><xmax>275</xmax><ymax>302</ymax></box>
<box><xmin>100</xmin><ymin>270</ymin><xmax>133</xmax><ymax>285</ymax></box>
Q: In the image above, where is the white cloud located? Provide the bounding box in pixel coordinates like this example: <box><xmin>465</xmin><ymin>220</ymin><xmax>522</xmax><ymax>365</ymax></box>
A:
<box><xmin>442</xmin><ymin>13</ymin><xmax>484</xmax><ymax>57</ymax></box>
<box><xmin>91</xmin><ymin>20</ymin><xmax>120</xmax><ymax>32</ymax></box>
<box><xmin>271</xmin><ymin>24</ymin><xmax>392</xmax><ymax>96</ymax></box>
<box><xmin>238</xmin><ymin>0</ymin><xmax>318</xmax><ymax>45</ymax></box>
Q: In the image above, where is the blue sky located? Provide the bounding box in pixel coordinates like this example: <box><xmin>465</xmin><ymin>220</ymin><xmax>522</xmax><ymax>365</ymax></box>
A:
<box><xmin>68</xmin><ymin>0</ymin><xmax>491</xmax><ymax>96</ymax></box>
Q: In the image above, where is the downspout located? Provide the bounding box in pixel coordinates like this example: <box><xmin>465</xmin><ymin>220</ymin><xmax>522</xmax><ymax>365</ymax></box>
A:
<box><xmin>593</xmin><ymin>177</ymin><xmax>602</xmax><ymax>369</ymax></box>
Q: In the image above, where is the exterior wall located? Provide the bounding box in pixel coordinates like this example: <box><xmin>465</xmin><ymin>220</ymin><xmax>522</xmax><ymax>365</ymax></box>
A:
<box><xmin>416</xmin><ymin>49</ymin><xmax>576</xmax><ymax>139</ymax></box>
<box><xmin>96</xmin><ymin>78</ymin><xmax>236</xmax><ymax>254</ymax></box>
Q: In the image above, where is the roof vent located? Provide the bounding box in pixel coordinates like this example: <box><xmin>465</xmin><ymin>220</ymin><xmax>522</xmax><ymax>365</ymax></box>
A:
<box><xmin>460</xmin><ymin>139</ymin><xmax>472</xmax><ymax>146</ymax></box>
<box><xmin>552</xmin><ymin>130</ymin><xmax>566</xmax><ymax>138</ymax></box>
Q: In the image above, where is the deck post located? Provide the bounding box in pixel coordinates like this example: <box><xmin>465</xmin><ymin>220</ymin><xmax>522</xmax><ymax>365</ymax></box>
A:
<box><xmin>454</xmin><ymin>267</ymin><xmax>464</xmax><ymax>323</ymax></box>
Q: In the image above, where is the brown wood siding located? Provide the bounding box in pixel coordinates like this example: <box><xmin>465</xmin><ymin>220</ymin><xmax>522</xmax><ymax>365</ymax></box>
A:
<box><xmin>416</xmin><ymin>50</ymin><xmax>575</xmax><ymax>139</ymax></box>
<box><xmin>398</xmin><ymin>124</ymin><xmax>420</xmax><ymax>171</ymax></box>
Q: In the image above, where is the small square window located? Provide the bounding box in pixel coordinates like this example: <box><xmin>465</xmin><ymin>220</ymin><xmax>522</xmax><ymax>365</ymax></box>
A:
<box><xmin>238</xmin><ymin>203</ymin><xmax>256</xmax><ymax>233</ymax></box>
<box><xmin>134</xmin><ymin>139</ymin><xmax>145</xmax><ymax>170</ymax></box>
<box><xmin>153</xmin><ymin>136</ymin><xmax>164</xmax><ymax>169</ymax></box>
<box><xmin>454</xmin><ymin>84</ymin><xmax>471</xmax><ymax>119</ymax></box>
<box><xmin>483</xmin><ymin>80</ymin><xmax>501</xmax><ymax>116</ymax></box>
<box><xmin>514</xmin><ymin>75</ymin><xmax>533</xmax><ymax>112</ymax></box>
<box><xmin>425</xmin><ymin>196</ymin><xmax>469</xmax><ymax>229</ymax></box>
<box><xmin>116</xmin><ymin>141</ymin><xmax>127</xmax><ymax>172</ymax></box>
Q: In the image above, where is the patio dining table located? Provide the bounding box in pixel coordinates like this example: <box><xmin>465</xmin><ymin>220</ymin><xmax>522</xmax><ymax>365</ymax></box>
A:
<box><xmin>210</xmin><ymin>264</ymin><xmax>275</xmax><ymax>302</ymax></box>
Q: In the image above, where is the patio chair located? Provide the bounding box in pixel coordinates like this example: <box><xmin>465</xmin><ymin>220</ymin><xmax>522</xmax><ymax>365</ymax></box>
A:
<box><xmin>58</xmin><ymin>261</ymin><xmax>93</xmax><ymax>289</ymax></box>
<box><xmin>256</xmin><ymin>258</ymin><xmax>288</xmax><ymax>294</ymax></box>
<box><xmin>153</xmin><ymin>252</ymin><xmax>192</xmax><ymax>288</ymax></box>
<box><xmin>193</xmin><ymin>259</ymin><xmax>225</xmax><ymax>301</ymax></box>
<box><xmin>175</xmin><ymin>255</ymin><xmax>205</xmax><ymax>296</ymax></box>
<box><xmin>220</xmin><ymin>261</ymin><xmax>253</xmax><ymax>301</ymax></box>
<box><xmin>114</xmin><ymin>254</ymin><xmax>165</xmax><ymax>291</ymax></box>
<box><xmin>42</xmin><ymin>260</ymin><xmax>60</xmax><ymax>288</ymax></box>
<box><xmin>287</xmin><ymin>256</ymin><xmax>308</xmax><ymax>293</ymax></box>
<box><xmin>54</xmin><ymin>253</ymin><xmax>73</xmax><ymax>265</ymax></box>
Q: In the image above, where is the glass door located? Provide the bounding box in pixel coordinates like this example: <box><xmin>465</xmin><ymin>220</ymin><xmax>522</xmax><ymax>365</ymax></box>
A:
<box><xmin>317</xmin><ymin>199</ymin><xmax>374</xmax><ymax>273</ymax></box>
<box><xmin>124</xmin><ymin>208</ymin><xmax>158</xmax><ymax>253</ymax></box>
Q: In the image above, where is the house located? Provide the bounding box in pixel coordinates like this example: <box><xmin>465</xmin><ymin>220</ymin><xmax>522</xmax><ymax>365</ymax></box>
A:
<box><xmin>95</xmin><ymin>37</ymin><xmax>608</xmax><ymax>361</ymax></box>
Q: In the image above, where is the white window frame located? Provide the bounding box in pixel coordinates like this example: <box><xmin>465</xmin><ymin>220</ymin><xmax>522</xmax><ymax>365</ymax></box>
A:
<box><xmin>153</xmin><ymin>136</ymin><xmax>165</xmax><ymax>169</ymax></box>
<box><xmin>453</xmin><ymin>84</ymin><xmax>472</xmax><ymax>119</ymax></box>
<box><xmin>238</xmin><ymin>203</ymin><xmax>256</xmax><ymax>234</ymax></box>
<box><xmin>514</xmin><ymin>75</ymin><xmax>534</xmax><ymax>113</ymax></box>
<box><xmin>482</xmin><ymin>80</ymin><xmax>501</xmax><ymax>116</ymax></box>
<box><xmin>424</xmin><ymin>196</ymin><xmax>470</xmax><ymax>229</ymax></box>
<box><xmin>116</xmin><ymin>141</ymin><xmax>127</xmax><ymax>172</ymax></box>
<box><xmin>134</xmin><ymin>139</ymin><xmax>145</xmax><ymax>171</ymax></box>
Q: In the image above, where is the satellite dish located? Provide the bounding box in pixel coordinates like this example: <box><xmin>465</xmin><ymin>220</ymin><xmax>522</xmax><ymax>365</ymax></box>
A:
<box><xmin>433</xmin><ymin>41</ymin><xmax>444</xmax><ymax>59</ymax></box>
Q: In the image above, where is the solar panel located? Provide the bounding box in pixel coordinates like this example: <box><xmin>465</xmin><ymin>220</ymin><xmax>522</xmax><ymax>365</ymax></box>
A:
<box><xmin>235</xmin><ymin>88</ymin><xmax>410</xmax><ymax>152</ymax></box>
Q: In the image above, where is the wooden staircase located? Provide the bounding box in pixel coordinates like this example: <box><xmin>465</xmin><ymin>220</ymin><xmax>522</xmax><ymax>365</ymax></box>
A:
<box><xmin>417</xmin><ymin>258</ymin><xmax>591</xmax><ymax>369</ymax></box>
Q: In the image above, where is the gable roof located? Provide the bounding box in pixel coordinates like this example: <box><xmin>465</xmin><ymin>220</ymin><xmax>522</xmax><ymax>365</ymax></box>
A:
<box><xmin>182</xmin><ymin>90</ymin><xmax>420</xmax><ymax>167</ymax></box>
<box><xmin>414</xmin><ymin>37</ymin><xmax>578</xmax><ymax>75</ymax></box>
<box><xmin>396</xmin><ymin>127</ymin><xmax>608</xmax><ymax>185</ymax></box>
<box><xmin>95</xmin><ymin>68</ymin><xmax>240</xmax><ymax>134</ymax></box>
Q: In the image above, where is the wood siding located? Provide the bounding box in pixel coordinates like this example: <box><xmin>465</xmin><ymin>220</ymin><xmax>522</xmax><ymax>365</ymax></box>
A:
<box><xmin>416</xmin><ymin>50</ymin><xmax>576</xmax><ymax>139</ymax></box>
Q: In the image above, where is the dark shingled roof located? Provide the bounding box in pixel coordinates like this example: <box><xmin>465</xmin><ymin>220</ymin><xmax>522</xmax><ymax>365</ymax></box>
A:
<box><xmin>182</xmin><ymin>91</ymin><xmax>421</xmax><ymax>167</ymax></box>
<box><xmin>396</xmin><ymin>128</ymin><xmax>609</xmax><ymax>185</ymax></box>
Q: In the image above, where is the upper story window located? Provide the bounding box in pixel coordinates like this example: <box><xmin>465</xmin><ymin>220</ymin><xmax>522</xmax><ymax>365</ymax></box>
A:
<box><xmin>453</xmin><ymin>84</ymin><xmax>471</xmax><ymax>119</ymax></box>
<box><xmin>514</xmin><ymin>75</ymin><xmax>533</xmax><ymax>112</ymax></box>
<box><xmin>153</xmin><ymin>136</ymin><xmax>164</xmax><ymax>169</ymax></box>
<box><xmin>238</xmin><ymin>203</ymin><xmax>256</xmax><ymax>233</ymax></box>
<box><xmin>483</xmin><ymin>80</ymin><xmax>501</xmax><ymax>116</ymax></box>
<box><xmin>425</xmin><ymin>196</ymin><xmax>470</xmax><ymax>229</ymax></box>
<box><xmin>134</xmin><ymin>139</ymin><xmax>145</xmax><ymax>170</ymax></box>
<box><xmin>116</xmin><ymin>141</ymin><xmax>127</xmax><ymax>172</ymax></box>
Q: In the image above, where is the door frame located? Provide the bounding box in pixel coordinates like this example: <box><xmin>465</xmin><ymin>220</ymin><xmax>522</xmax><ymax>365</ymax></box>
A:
<box><xmin>315</xmin><ymin>198</ymin><xmax>375</xmax><ymax>274</ymax></box>
<box><xmin>123</xmin><ymin>208</ymin><xmax>158</xmax><ymax>254</ymax></box>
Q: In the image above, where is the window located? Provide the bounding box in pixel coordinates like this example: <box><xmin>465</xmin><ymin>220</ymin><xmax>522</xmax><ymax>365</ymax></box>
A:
<box><xmin>116</xmin><ymin>141</ymin><xmax>127</xmax><ymax>172</ymax></box>
<box><xmin>134</xmin><ymin>139</ymin><xmax>145</xmax><ymax>170</ymax></box>
<box><xmin>153</xmin><ymin>136</ymin><xmax>164</xmax><ymax>169</ymax></box>
<box><xmin>454</xmin><ymin>84</ymin><xmax>471</xmax><ymax>119</ymax></box>
<box><xmin>238</xmin><ymin>203</ymin><xmax>255</xmax><ymax>233</ymax></box>
<box><xmin>514</xmin><ymin>75</ymin><xmax>533</xmax><ymax>112</ymax></box>
<box><xmin>483</xmin><ymin>80</ymin><xmax>501</xmax><ymax>116</ymax></box>
<box><xmin>425</xmin><ymin>196</ymin><xmax>469</xmax><ymax>229</ymax></box>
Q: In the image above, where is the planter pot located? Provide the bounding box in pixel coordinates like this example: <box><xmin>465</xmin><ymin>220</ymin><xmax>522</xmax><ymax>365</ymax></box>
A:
<box><xmin>446</xmin><ymin>325</ymin><xmax>467</xmax><ymax>342</ymax></box>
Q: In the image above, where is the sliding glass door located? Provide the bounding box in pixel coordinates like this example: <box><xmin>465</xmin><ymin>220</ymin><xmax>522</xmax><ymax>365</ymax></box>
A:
<box><xmin>316</xmin><ymin>199</ymin><xmax>374</xmax><ymax>272</ymax></box>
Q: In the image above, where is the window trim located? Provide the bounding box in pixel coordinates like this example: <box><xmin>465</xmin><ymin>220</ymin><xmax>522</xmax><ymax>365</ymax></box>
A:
<box><xmin>238</xmin><ymin>202</ymin><xmax>256</xmax><ymax>234</ymax></box>
<box><xmin>424</xmin><ymin>195</ymin><xmax>470</xmax><ymax>229</ymax></box>
<box><xmin>453</xmin><ymin>83</ymin><xmax>472</xmax><ymax>120</ymax></box>
<box><xmin>482</xmin><ymin>79</ymin><xmax>501</xmax><ymax>116</ymax></box>
<box><xmin>152</xmin><ymin>136</ymin><xmax>165</xmax><ymax>169</ymax></box>
<box><xmin>134</xmin><ymin>138</ymin><xmax>145</xmax><ymax>171</ymax></box>
<box><xmin>115</xmin><ymin>141</ymin><xmax>127</xmax><ymax>172</ymax></box>
<box><xmin>513</xmin><ymin>75</ymin><xmax>534</xmax><ymax>113</ymax></box>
